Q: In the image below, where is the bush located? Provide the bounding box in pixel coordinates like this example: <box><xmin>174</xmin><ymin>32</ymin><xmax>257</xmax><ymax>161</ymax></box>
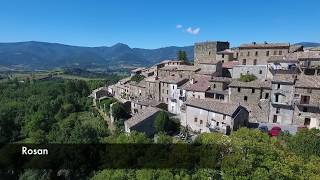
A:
<box><xmin>239</xmin><ymin>74</ymin><xmax>257</xmax><ymax>82</ymax></box>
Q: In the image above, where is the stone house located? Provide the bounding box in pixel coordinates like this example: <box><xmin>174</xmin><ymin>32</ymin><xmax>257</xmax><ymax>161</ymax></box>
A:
<box><xmin>144</xmin><ymin>76</ymin><xmax>161</xmax><ymax>101</ymax></box>
<box><xmin>229</xmin><ymin>79</ymin><xmax>271</xmax><ymax>105</ymax></box>
<box><xmin>297</xmin><ymin>51</ymin><xmax>320</xmax><ymax>75</ymax></box>
<box><xmin>181</xmin><ymin>98</ymin><xmax>249</xmax><ymax>134</ymax></box>
<box><xmin>293</xmin><ymin>75</ymin><xmax>320</xmax><ymax>129</ymax></box>
<box><xmin>232</xmin><ymin>65</ymin><xmax>268</xmax><ymax>79</ymax></box>
<box><xmin>157</xmin><ymin>65</ymin><xmax>200</xmax><ymax>78</ymax></box>
<box><xmin>124</xmin><ymin>107</ymin><xmax>160</xmax><ymax>137</ymax></box>
<box><xmin>267</xmin><ymin>54</ymin><xmax>300</xmax><ymax>77</ymax></box>
<box><xmin>235</xmin><ymin>42</ymin><xmax>291</xmax><ymax>65</ymax></box>
<box><xmin>268</xmin><ymin>74</ymin><xmax>296</xmax><ymax>125</ymax></box>
<box><xmin>128</xmin><ymin>80</ymin><xmax>146</xmax><ymax>99</ymax></box>
<box><xmin>159</xmin><ymin>76</ymin><xmax>188</xmax><ymax>105</ymax></box>
<box><xmin>131</xmin><ymin>98</ymin><xmax>162</xmax><ymax>115</ymax></box>
<box><xmin>205</xmin><ymin>76</ymin><xmax>232</xmax><ymax>102</ymax></box>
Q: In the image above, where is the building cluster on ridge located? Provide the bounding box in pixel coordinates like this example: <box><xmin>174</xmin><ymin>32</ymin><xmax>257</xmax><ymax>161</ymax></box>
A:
<box><xmin>100</xmin><ymin>41</ymin><xmax>320</xmax><ymax>136</ymax></box>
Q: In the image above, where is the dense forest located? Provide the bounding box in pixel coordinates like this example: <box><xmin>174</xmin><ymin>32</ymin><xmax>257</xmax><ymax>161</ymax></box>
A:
<box><xmin>0</xmin><ymin>79</ymin><xmax>320</xmax><ymax>179</ymax></box>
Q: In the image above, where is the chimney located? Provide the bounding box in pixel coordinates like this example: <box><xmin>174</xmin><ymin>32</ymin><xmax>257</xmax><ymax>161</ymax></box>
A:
<box><xmin>190</xmin><ymin>78</ymin><xmax>195</xmax><ymax>84</ymax></box>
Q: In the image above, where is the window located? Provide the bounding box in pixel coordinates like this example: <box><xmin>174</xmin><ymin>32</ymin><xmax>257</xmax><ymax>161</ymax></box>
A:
<box><xmin>209</xmin><ymin>51</ymin><xmax>211</xmax><ymax>55</ymax></box>
<box><xmin>255</xmin><ymin>51</ymin><xmax>258</xmax><ymax>56</ymax></box>
<box><xmin>173</xmin><ymin>86</ymin><xmax>175</xmax><ymax>90</ymax></box>
<box><xmin>244</xmin><ymin>96</ymin><xmax>248</xmax><ymax>101</ymax></box>
<box><xmin>222</xmin><ymin>54</ymin><xmax>225</xmax><ymax>58</ymax></box>
<box><xmin>223</xmin><ymin>115</ymin><xmax>226</xmax><ymax>120</ymax></box>
<box><xmin>166</xmin><ymin>90</ymin><xmax>168</xmax><ymax>94</ymax></box>
<box><xmin>259</xmin><ymin>70</ymin><xmax>262</xmax><ymax>74</ymax></box>
<box><xmin>301</xmin><ymin>95</ymin><xmax>310</xmax><ymax>104</ymax></box>
<box><xmin>253</xmin><ymin>59</ymin><xmax>257</xmax><ymax>65</ymax></box>
<box><xmin>242</xmin><ymin>59</ymin><xmax>246</xmax><ymax>65</ymax></box>
<box><xmin>275</xmin><ymin>94</ymin><xmax>279</xmax><ymax>102</ymax></box>
<box><xmin>265</xmin><ymin>93</ymin><xmax>269</xmax><ymax>99</ymax></box>
<box><xmin>247</xmin><ymin>51</ymin><xmax>250</xmax><ymax>56</ymax></box>
<box><xmin>198</xmin><ymin>95</ymin><xmax>200</xmax><ymax>99</ymax></box>
<box><xmin>252</xmin><ymin>88</ymin><xmax>255</xmax><ymax>93</ymax></box>
<box><xmin>303</xmin><ymin>107</ymin><xmax>308</xmax><ymax>112</ymax></box>
<box><xmin>216</xmin><ymin>122</ymin><xmax>219</xmax><ymax>126</ymax></box>
<box><xmin>307</xmin><ymin>89</ymin><xmax>312</xmax><ymax>93</ymax></box>
<box><xmin>194</xmin><ymin>117</ymin><xmax>198</xmax><ymax>122</ymax></box>
<box><xmin>277</xmin><ymin>84</ymin><xmax>281</xmax><ymax>89</ymax></box>
<box><xmin>273</xmin><ymin>115</ymin><xmax>278</xmax><ymax>123</ymax></box>
<box><xmin>266</xmin><ymin>51</ymin><xmax>270</xmax><ymax>56</ymax></box>
<box><xmin>200</xmin><ymin>120</ymin><xmax>203</xmax><ymax>124</ymax></box>
<box><xmin>238</xmin><ymin>87</ymin><xmax>241</xmax><ymax>92</ymax></box>
<box><xmin>236</xmin><ymin>52</ymin><xmax>239</xmax><ymax>57</ymax></box>
<box><xmin>213</xmin><ymin>84</ymin><xmax>216</xmax><ymax>89</ymax></box>
<box><xmin>166</xmin><ymin>98</ymin><xmax>168</xmax><ymax>103</ymax></box>
<box><xmin>276</xmin><ymin>108</ymin><xmax>280</xmax><ymax>114</ymax></box>
<box><xmin>274</xmin><ymin>51</ymin><xmax>277</xmax><ymax>55</ymax></box>
<box><xmin>279</xmin><ymin>50</ymin><xmax>282</xmax><ymax>55</ymax></box>
<box><xmin>304</xmin><ymin>118</ymin><xmax>311</xmax><ymax>126</ymax></box>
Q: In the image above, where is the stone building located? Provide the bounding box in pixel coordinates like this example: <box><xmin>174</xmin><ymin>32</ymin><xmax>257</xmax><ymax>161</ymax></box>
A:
<box><xmin>293</xmin><ymin>75</ymin><xmax>320</xmax><ymax>129</ymax></box>
<box><xmin>298</xmin><ymin>51</ymin><xmax>320</xmax><ymax>75</ymax></box>
<box><xmin>181</xmin><ymin>98</ymin><xmax>249</xmax><ymax>134</ymax></box>
<box><xmin>128</xmin><ymin>80</ymin><xmax>146</xmax><ymax>99</ymax></box>
<box><xmin>235</xmin><ymin>42</ymin><xmax>291</xmax><ymax>65</ymax></box>
<box><xmin>157</xmin><ymin>65</ymin><xmax>200</xmax><ymax>78</ymax></box>
<box><xmin>194</xmin><ymin>41</ymin><xmax>229</xmax><ymax>76</ymax></box>
<box><xmin>268</xmin><ymin>74</ymin><xmax>296</xmax><ymax>125</ymax></box>
<box><xmin>205</xmin><ymin>76</ymin><xmax>232</xmax><ymax>102</ymax></box>
<box><xmin>124</xmin><ymin>107</ymin><xmax>160</xmax><ymax>136</ymax></box>
<box><xmin>144</xmin><ymin>76</ymin><xmax>161</xmax><ymax>101</ymax></box>
<box><xmin>267</xmin><ymin>54</ymin><xmax>300</xmax><ymax>77</ymax></box>
<box><xmin>159</xmin><ymin>76</ymin><xmax>188</xmax><ymax>105</ymax></box>
<box><xmin>229</xmin><ymin>79</ymin><xmax>271</xmax><ymax>105</ymax></box>
<box><xmin>131</xmin><ymin>98</ymin><xmax>162</xmax><ymax>114</ymax></box>
<box><xmin>194</xmin><ymin>41</ymin><xmax>229</xmax><ymax>65</ymax></box>
<box><xmin>232</xmin><ymin>65</ymin><xmax>268</xmax><ymax>79</ymax></box>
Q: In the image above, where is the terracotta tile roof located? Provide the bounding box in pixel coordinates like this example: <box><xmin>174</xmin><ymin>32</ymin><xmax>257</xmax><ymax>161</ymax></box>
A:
<box><xmin>181</xmin><ymin>78</ymin><xmax>210</xmax><ymax>92</ymax></box>
<box><xmin>125</xmin><ymin>107</ymin><xmax>160</xmax><ymax>128</ymax></box>
<box><xmin>185</xmin><ymin>98</ymin><xmax>242</xmax><ymax>116</ymax></box>
<box><xmin>267</xmin><ymin>54</ymin><xmax>299</xmax><ymax>63</ymax></box>
<box><xmin>229</xmin><ymin>79</ymin><xmax>272</xmax><ymax>89</ymax></box>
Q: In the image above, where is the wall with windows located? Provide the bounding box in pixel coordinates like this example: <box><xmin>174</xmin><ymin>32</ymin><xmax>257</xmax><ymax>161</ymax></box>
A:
<box><xmin>232</xmin><ymin>65</ymin><xmax>268</xmax><ymax>79</ymax></box>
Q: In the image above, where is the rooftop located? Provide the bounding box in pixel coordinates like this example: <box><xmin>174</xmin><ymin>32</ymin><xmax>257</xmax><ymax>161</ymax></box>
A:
<box><xmin>272</xmin><ymin>74</ymin><xmax>296</xmax><ymax>84</ymax></box>
<box><xmin>295</xmin><ymin>75</ymin><xmax>320</xmax><ymax>88</ymax></box>
<box><xmin>125</xmin><ymin>107</ymin><xmax>160</xmax><ymax>129</ymax></box>
<box><xmin>239</xmin><ymin>42</ymin><xmax>290</xmax><ymax>49</ymax></box>
<box><xmin>267</xmin><ymin>54</ymin><xmax>299</xmax><ymax>63</ymax></box>
<box><xmin>181</xmin><ymin>77</ymin><xmax>211</xmax><ymax>92</ymax></box>
<box><xmin>185</xmin><ymin>98</ymin><xmax>241</xmax><ymax>116</ymax></box>
<box><xmin>160</xmin><ymin>65</ymin><xmax>200</xmax><ymax>72</ymax></box>
<box><xmin>209</xmin><ymin>76</ymin><xmax>232</xmax><ymax>83</ymax></box>
<box><xmin>129</xmin><ymin>80</ymin><xmax>147</xmax><ymax>88</ymax></box>
<box><xmin>160</xmin><ymin>76</ymin><xmax>188</xmax><ymax>84</ymax></box>
<box><xmin>133</xmin><ymin>98</ymin><xmax>162</xmax><ymax>107</ymax></box>
<box><xmin>229</xmin><ymin>79</ymin><xmax>271</xmax><ymax>89</ymax></box>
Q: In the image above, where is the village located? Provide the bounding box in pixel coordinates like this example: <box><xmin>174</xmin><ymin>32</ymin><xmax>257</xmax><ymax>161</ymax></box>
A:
<box><xmin>91</xmin><ymin>41</ymin><xmax>320</xmax><ymax>138</ymax></box>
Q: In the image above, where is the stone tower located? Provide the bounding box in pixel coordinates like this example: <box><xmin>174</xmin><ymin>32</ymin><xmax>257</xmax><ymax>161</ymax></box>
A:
<box><xmin>194</xmin><ymin>41</ymin><xmax>229</xmax><ymax>65</ymax></box>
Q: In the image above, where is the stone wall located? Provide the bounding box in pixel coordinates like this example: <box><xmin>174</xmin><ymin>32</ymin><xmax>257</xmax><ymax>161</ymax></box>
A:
<box><xmin>232</xmin><ymin>65</ymin><xmax>268</xmax><ymax>79</ymax></box>
<box><xmin>194</xmin><ymin>41</ymin><xmax>229</xmax><ymax>65</ymax></box>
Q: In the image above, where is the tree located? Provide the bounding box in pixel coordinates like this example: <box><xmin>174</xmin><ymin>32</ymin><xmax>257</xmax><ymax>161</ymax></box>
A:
<box><xmin>111</xmin><ymin>102</ymin><xmax>128</xmax><ymax>121</ymax></box>
<box><xmin>154</xmin><ymin>111</ymin><xmax>170</xmax><ymax>133</ymax></box>
<box><xmin>177</xmin><ymin>50</ymin><xmax>188</xmax><ymax>62</ymax></box>
<box><xmin>130</xmin><ymin>74</ymin><xmax>145</xmax><ymax>82</ymax></box>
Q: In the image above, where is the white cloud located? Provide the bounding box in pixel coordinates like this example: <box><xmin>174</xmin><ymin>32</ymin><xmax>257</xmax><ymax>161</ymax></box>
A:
<box><xmin>176</xmin><ymin>24</ymin><xmax>183</xmax><ymax>29</ymax></box>
<box><xmin>186</xmin><ymin>27</ymin><xmax>200</xmax><ymax>35</ymax></box>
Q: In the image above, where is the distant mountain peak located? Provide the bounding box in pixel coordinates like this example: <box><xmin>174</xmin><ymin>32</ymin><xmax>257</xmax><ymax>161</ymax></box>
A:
<box><xmin>111</xmin><ymin>43</ymin><xmax>130</xmax><ymax>49</ymax></box>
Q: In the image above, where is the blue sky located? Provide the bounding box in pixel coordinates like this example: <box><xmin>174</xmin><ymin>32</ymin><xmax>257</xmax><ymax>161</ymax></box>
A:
<box><xmin>0</xmin><ymin>0</ymin><xmax>319</xmax><ymax>48</ymax></box>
